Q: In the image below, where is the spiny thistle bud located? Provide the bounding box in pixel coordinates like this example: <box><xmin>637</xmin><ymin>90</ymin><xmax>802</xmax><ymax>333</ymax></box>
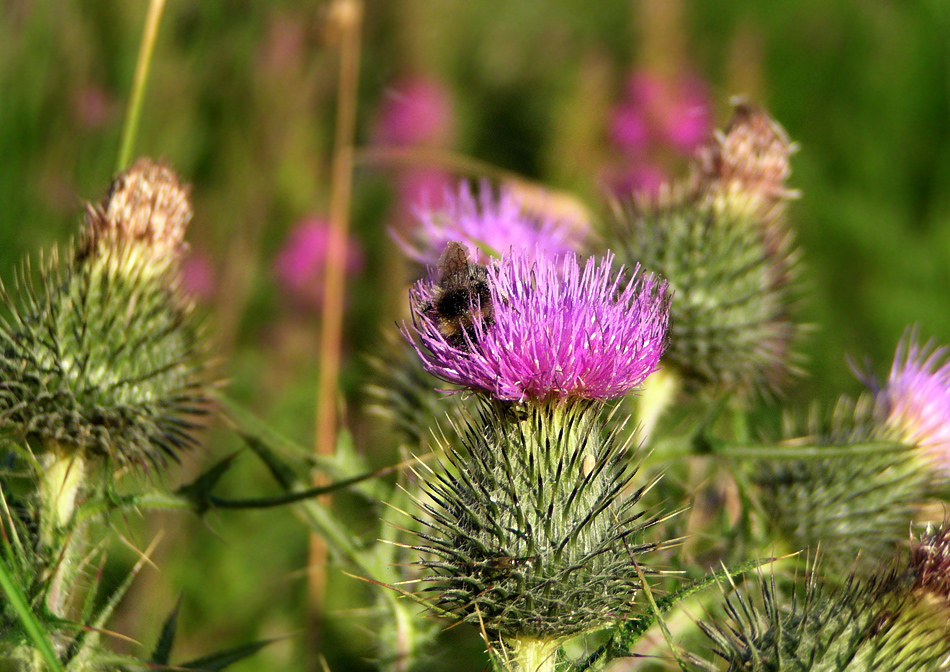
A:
<box><xmin>77</xmin><ymin>158</ymin><xmax>191</xmax><ymax>279</ymax></box>
<box><xmin>753</xmin><ymin>395</ymin><xmax>936</xmax><ymax>575</ymax></box>
<box><xmin>394</xmin><ymin>181</ymin><xmax>586</xmax><ymax>267</ymax></box>
<box><xmin>694</xmin><ymin>562</ymin><xmax>950</xmax><ymax>672</ymax></box>
<box><xmin>861</xmin><ymin>333</ymin><xmax>950</xmax><ymax>477</ymax></box>
<box><xmin>0</xmin><ymin>159</ymin><xmax>208</xmax><ymax>469</ymax></box>
<box><xmin>609</xmin><ymin>101</ymin><xmax>800</xmax><ymax>395</ymax></box>
<box><xmin>413</xmin><ymin>399</ymin><xmax>665</xmax><ymax>641</ymax></box>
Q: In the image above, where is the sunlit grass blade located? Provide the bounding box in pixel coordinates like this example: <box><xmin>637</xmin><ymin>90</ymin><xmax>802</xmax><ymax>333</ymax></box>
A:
<box><xmin>116</xmin><ymin>0</ymin><xmax>167</xmax><ymax>171</ymax></box>
<box><xmin>0</xmin><ymin>555</ymin><xmax>65</xmax><ymax>672</ymax></box>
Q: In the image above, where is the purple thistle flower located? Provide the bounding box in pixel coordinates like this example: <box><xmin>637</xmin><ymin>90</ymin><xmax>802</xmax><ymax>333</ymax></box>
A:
<box><xmin>866</xmin><ymin>334</ymin><xmax>950</xmax><ymax>475</ymax></box>
<box><xmin>406</xmin><ymin>249</ymin><xmax>670</xmax><ymax>403</ymax></box>
<box><xmin>395</xmin><ymin>181</ymin><xmax>584</xmax><ymax>267</ymax></box>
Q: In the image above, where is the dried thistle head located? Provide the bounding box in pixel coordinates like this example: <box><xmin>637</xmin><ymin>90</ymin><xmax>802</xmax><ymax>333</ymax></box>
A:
<box><xmin>696</xmin><ymin>99</ymin><xmax>798</xmax><ymax>227</ymax></box>
<box><xmin>77</xmin><ymin>158</ymin><xmax>191</xmax><ymax>278</ymax></box>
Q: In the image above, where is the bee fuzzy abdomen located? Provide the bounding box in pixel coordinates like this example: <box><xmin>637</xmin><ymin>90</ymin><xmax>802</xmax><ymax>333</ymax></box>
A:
<box><xmin>423</xmin><ymin>242</ymin><xmax>496</xmax><ymax>350</ymax></box>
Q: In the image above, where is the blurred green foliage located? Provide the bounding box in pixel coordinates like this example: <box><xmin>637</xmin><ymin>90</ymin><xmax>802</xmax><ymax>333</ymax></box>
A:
<box><xmin>2</xmin><ymin>1</ymin><xmax>949</xmax><ymax>670</ymax></box>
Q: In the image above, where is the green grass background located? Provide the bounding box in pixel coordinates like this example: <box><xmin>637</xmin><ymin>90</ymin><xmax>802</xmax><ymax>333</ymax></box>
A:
<box><xmin>2</xmin><ymin>1</ymin><xmax>950</xmax><ymax>670</ymax></box>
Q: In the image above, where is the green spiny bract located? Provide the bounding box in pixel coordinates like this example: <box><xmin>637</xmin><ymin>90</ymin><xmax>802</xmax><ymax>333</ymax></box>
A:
<box><xmin>609</xmin><ymin>102</ymin><xmax>800</xmax><ymax>396</ymax></box>
<box><xmin>752</xmin><ymin>395</ymin><xmax>938</xmax><ymax>576</ymax></box>
<box><xmin>413</xmin><ymin>398</ymin><xmax>668</xmax><ymax>640</ymax></box>
<box><xmin>694</xmin><ymin>562</ymin><xmax>950</xmax><ymax>671</ymax></box>
<box><xmin>0</xmin><ymin>159</ymin><xmax>208</xmax><ymax>470</ymax></box>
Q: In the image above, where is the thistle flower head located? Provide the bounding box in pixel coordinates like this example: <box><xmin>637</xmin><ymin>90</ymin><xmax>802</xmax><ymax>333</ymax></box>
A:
<box><xmin>609</xmin><ymin>102</ymin><xmax>801</xmax><ymax>395</ymax></box>
<box><xmin>395</xmin><ymin>181</ymin><xmax>584</xmax><ymax>267</ymax></box>
<box><xmin>865</xmin><ymin>335</ymin><xmax>950</xmax><ymax>476</ymax></box>
<box><xmin>78</xmin><ymin>158</ymin><xmax>191</xmax><ymax>277</ymax></box>
<box><xmin>0</xmin><ymin>160</ymin><xmax>209</xmax><ymax>469</ymax></box>
<box><xmin>407</xmin><ymin>248</ymin><xmax>670</xmax><ymax>403</ymax></box>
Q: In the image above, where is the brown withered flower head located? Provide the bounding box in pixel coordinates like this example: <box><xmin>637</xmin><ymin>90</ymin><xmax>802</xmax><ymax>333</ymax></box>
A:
<box><xmin>77</xmin><ymin>158</ymin><xmax>192</xmax><ymax>274</ymax></box>
<box><xmin>696</xmin><ymin>99</ymin><xmax>800</xmax><ymax>229</ymax></box>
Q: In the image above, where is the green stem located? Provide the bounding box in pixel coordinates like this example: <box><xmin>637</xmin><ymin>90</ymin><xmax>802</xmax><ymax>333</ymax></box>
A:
<box><xmin>503</xmin><ymin>637</ymin><xmax>560</xmax><ymax>672</ymax></box>
<box><xmin>38</xmin><ymin>451</ymin><xmax>85</xmax><ymax>550</ymax></box>
<box><xmin>649</xmin><ymin>437</ymin><xmax>908</xmax><ymax>460</ymax></box>
<box><xmin>38</xmin><ymin>449</ymin><xmax>86</xmax><ymax>620</ymax></box>
<box><xmin>116</xmin><ymin>0</ymin><xmax>167</xmax><ymax>171</ymax></box>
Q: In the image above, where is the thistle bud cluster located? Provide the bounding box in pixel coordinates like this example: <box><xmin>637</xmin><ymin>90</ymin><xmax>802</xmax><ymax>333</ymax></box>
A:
<box><xmin>696</xmin><ymin>527</ymin><xmax>950</xmax><ymax>671</ymax></box>
<box><xmin>0</xmin><ymin>159</ymin><xmax>211</xmax><ymax>668</ymax></box>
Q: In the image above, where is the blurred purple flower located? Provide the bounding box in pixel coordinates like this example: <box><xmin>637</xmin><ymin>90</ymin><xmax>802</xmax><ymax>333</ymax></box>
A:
<box><xmin>407</xmin><ymin>249</ymin><xmax>670</xmax><ymax>403</ymax></box>
<box><xmin>181</xmin><ymin>251</ymin><xmax>216</xmax><ymax>300</ymax></box>
<box><xmin>260</xmin><ymin>14</ymin><xmax>306</xmax><ymax>75</ymax></box>
<box><xmin>610</xmin><ymin>105</ymin><xmax>651</xmax><ymax>156</ymax></box>
<box><xmin>660</xmin><ymin>74</ymin><xmax>711</xmax><ymax>153</ymax></box>
<box><xmin>864</xmin><ymin>334</ymin><xmax>950</xmax><ymax>475</ymax></box>
<box><xmin>613</xmin><ymin>70</ymin><xmax>711</xmax><ymax>155</ymax></box>
<box><xmin>395</xmin><ymin>181</ymin><xmax>585</xmax><ymax>267</ymax></box>
<box><xmin>273</xmin><ymin>218</ymin><xmax>363</xmax><ymax>309</ymax></box>
<box><xmin>374</xmin><ymin>77</ymin><xmax>454</xmax><ymax>148</ymax></box>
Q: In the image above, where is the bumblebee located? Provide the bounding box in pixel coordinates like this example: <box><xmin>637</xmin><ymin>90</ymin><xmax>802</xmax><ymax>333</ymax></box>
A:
<box><xmin>421</xmin><ymin>242</ymin><xmax>495</xmax><ymax>349</ymax></box>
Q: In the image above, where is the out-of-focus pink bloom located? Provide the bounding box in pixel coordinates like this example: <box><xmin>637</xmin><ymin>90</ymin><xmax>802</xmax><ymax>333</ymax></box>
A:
<box><xmin>273</xmin><ymin>218</ymin><xmax>363</xmax><ymax>310</ymax></box>
<box><xmin>607</xmin><ymin>69</ymin><xmax>712</xmax><ymax>193</ymax></box>
<box><xmin>374</xmin><ymin>77</ymin><xmax>454</xmax><ymax>148</ymax></box>
<box><xmin>259</xmin><ymin>14</ymin><xmax>305</xmax><ymax>75</ymax></box>
<box><xmin>616</xmin><ymin>70</ymin><xmax>711</xmax><ymax>154</ymax></box>
<box><xmin>610</xmin><ymin>107</ymin><xmax>651</xmax><ymax>155</ymax></box>
<box><xmin>866</xmin><ymin>334</ymin><xmax>950</xmax><ymax>476</ymax></box>
<box><xmin>661</xmin><ymin>75</ymin><xmax>711</xmax><ymax>153</ymax></box>
<box><xmin>181</xmin><ymin>251</ymin><xmax>216</xmax><ymax>301</ymax></box>
<box><xmin>395</xmin><ymin>181</ymin><xmax>585</xmax><ymax>267</ymax></box>
<box><xmin>73</xmin><ymin>84</ymin><xmax>115</xmax><ymax>130</ymax></box>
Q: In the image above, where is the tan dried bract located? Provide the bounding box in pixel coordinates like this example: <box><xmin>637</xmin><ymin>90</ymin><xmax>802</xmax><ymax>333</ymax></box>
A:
<box><xmin>79</xmin><ymin>158</ymin><xmax>192</xmax><ymax>264</ymax></box>
<box><xmin>697</xmin><ymin>100</ymin><xmax>798</xmax><ymax>204</ymax></box>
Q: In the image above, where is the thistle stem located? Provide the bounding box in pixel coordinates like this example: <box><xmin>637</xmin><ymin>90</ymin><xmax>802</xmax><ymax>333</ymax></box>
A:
<box><xmin>37</xmin><ymin>447</ymin><xmax>86</xmax><ymax>619</ymax></box>
<box><xmin>504</xmin><ymin>637</ymin><xmax>560</xmax><ymax>672</ymax></box>
<box><xmin>311</xmin><ymin>0</ymin><xmax>363</xmax><ymax>653</ymax></box>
